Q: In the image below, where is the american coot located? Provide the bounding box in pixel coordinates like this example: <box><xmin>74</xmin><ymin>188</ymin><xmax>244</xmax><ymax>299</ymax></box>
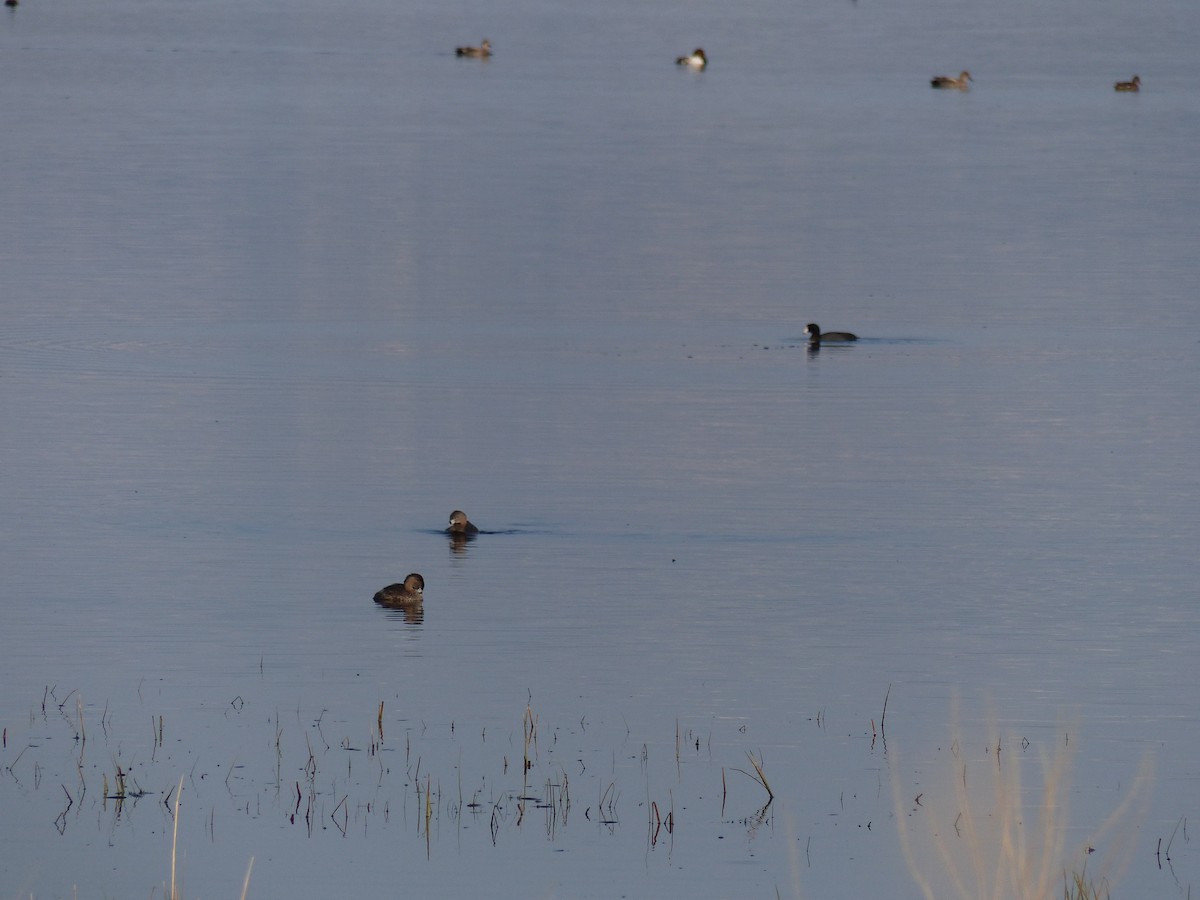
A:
<box><xmin>456</xmin><ymin>40</ymin><xmax>491</xmax><ymax>58</ymax></box>
<box><xmin>931</xmin><ymin>71</ymin><xmax>972</xmax><ymax>91</ymax></box>
<box><xmin>676</xmin><ymin>49</ymin><xmax>707</xmax><ymax>69</ymax></box>
<box><xmin>804</xmin><ymin>323</ymin><xmax>858</xmax><ymax>344</ymax></box>
<box><xmin>446</xmin><ymin>510</ymin><xmax>479</xmax><ymax>535</ymax></box>
<box><xmin>1114</xmin><ymin>75</ymin><xmax>1140</xmax><ymax>92</ymax></box>
<box><xmin>374</xmin><ymin>573</ymin><xmax>424</xmax><ymax>606</ymax></box>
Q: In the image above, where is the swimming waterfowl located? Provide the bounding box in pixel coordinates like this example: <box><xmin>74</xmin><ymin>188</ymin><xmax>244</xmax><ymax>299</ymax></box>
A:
<box><xmin>930</xmin><ymin>70</ymin><xmax>972</xmax><ymax>91</ymax></box>
<box><xmin>1114</xmin><ymin>75</ymin><xmax>1140</xmax><ymax>92</ymax></box>
<box><xmin>446</xmin><ymin>510</ymin><xmax>479</xmax><ymax>535</ymax></box>
<box><xmin>676</xmin><ymin>48</ymin><xmax>707</xmax><ymax>69</ymax></box>
<box><xmin>374</xmin><ymin>573</ymin><xmax>425</xmax><ymax>606</ymax></box>
<box><xmin>804</xmin><ymin>323</ymin><xmax>858</xmax><ymax>344</ymax></box>
<box><xmin>455</xmin><ymin>39</ymin><xmax>491</xmax><ymax>58</ymax></box>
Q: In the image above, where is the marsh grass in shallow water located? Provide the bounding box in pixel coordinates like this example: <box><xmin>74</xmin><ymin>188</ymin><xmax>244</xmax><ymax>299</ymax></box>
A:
<box><xmin>166</xmin><ymin>775</ymin><xmax>254</xmax><ymax>900</ymax></box>
<box><xmin>890</xmin><ymin>710</ymin><xmax>1154</xmax><ymax>900</ymax></box>
<box><xmin>733</xmin><ymin>749</ymin><xmax>775</xmax><ymax>802</ymax></box>
<box><xmin>6</xmin><ymin>684</ymin><xmax>1181</xmax><ymax>898</ymax></box>
<box><xmin>10</xmin><ymin>686</ymin><xmax>772</xmax><ymax>860</ymax></box>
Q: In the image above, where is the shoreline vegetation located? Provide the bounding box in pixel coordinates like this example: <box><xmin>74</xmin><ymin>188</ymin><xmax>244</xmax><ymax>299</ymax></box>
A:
<box><xmin>0</xmin><ymin>685</ymin><xmax>1172</xmax><ymax>898</ymax></box>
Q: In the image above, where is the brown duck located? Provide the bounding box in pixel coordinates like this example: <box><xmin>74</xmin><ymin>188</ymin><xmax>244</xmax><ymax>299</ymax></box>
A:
<box><xmin>931</xmin><ymin>70</ymin><xmax>972</xmax><ymax>91</ymax></box>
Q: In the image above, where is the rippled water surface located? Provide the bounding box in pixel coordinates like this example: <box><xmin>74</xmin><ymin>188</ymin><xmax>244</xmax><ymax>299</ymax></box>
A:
<box><xmin>2</xmin><ymin>0</ymin><xmax>1198</xmax><ymax>896</ymax></box>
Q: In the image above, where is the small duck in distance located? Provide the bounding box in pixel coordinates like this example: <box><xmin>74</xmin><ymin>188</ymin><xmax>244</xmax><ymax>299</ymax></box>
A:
<box><xmin>804</xmin><ymin>323</ymin><xmax>858</xmax><ymax>344</ymax></box>
<box><xmin>1114</xmin><ymin>75</ymin><xmax>1140</xmax><ymax>92</ymax></box>
<box><xmin>931</xmin><ymin>70</ymin><xmax>972</xmax><ymax>91</ymax></box>
<box><xmin>446</xmin><ymin>510</ymin><xmax>479</xmax><ymax>535</ymax></box>
<box><xmin>456</xmin><ymin>39</ymin><xmax>491</xmax><ymax>58</ymax></box>
<box><xmin>676</xmin><ymin>48</ymin><xmax>707</xmax><ymax>69</ymax></box>
<box><xmin>374</xmin><ymin>573</ymin><xmax>425</xmax><ymax>606</ymax></box>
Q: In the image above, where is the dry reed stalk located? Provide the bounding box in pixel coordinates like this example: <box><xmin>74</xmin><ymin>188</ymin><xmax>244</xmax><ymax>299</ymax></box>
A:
<box><xmin>239</xmin><ymin>857</ymin><xmax>255</xmax><ymax>900</ymax></box>
<box><xmin>170</xmin><ymin>776</ymin><xmax>183</xmax><ymax>900</ymax></box>
<box><xmin>890</xmin><ymin>704</ymin><xmax>1153</xmax><ymax>900</ymax></box>
<box><xmin>76</xmin><ymin>695</ymin><xmax>86</xmax><ymax>748</ymax></box>
<box><xmin>880</xmin><ymin>683</ymin><xmax>892</xmax><ymax>736</ymax></box>
<box><xmin>424</xmin><ymin>773</ymin><xmax>433</xmax><ymax>858</ymax></box>
<box><xmin>739</xmin><ymin>751</ymin><xmax>774</xmax><ymax>800</ymax></box>
<box><xmin>648</xmin><ymin>800</ymin><xmax>663</xmax><ymax>846</ymax></box>
<box><xmin>523</xmin><ymin>703</ymin><xmax>538</xmax><ymax>771</ymax></box>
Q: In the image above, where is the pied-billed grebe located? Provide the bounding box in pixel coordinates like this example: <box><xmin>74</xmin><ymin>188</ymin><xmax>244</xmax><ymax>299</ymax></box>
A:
<box><xmin>931</xmin><ymin>70</ymin><xmax>972</xmax><ymax>91</ymax></box>
<box><xmin>675</xmin><ymin>48</ymin><xmax>707</xmax><ymax>69</ymax></box>
<box><xmin>1114</xmin><ymin>75</ymin><xmax>1140</xmax><ymax>92</ymax></box>
<box><xmin>374</xmin><ymin>573</ymin><xmax>424</xmax><ymax>605</ymax></box>
<box><xmin>804</xmin><ymin>323</ymin><xmax>858</xmax><ymax>344</ymax></box>
<box><xmin>455</xmin><ymin>39</ymin><xmax>491</xmax><ymax>58</ymax></box>
<box><xmin>446</xmin><ymin>510</ymin><xmax>479</xmax><ymax>535</ymax></box>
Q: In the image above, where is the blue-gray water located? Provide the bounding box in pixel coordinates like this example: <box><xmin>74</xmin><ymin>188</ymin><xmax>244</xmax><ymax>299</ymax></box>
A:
<box><xmin>2</xmin><ymin>0</ymin><xmax>1198</xmax><ymax>896</ymax></box>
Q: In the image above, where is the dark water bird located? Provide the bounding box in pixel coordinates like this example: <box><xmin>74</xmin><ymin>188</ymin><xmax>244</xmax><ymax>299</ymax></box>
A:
<box><xmin>804</xmin><ymin>323</ymin><xmax>858</xmax><ymax>344</ymax></box>
<box><xmin>5</xmin><ymin>0</ymin><xmax>18</xmax><ymax>9</ymax></box>
<box><xmin>455</xmin><ymin>39</ymin><xmax>491</xmax><ymax>58</ymax></box>
<box><xmin>676</xmin><ymin>48</ymin><xmax>707</xmax><ymax>69</ymax></box>
<box><xmin>1114</xmin><ymin>75</ymin><xmax>1140</xmax><ymax>92</ymax></box>
<box><xmin>446</xmin><ymin>510</ymin><xmax>479</xmax><ymax>535</ymax></box>
<box><xmin>374</xmin><ymin>573</ymin><xmax>425</xmax><ymax>606</ymax></box>
<box><xmin>931</xmin><ymin>70</ymin><xmax>972</xmax><ymax>90</ymax></box>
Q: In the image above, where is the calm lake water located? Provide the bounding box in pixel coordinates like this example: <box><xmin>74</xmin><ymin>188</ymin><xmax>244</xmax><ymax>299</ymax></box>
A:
<box><xmin>2</xmin><ymin>0</ymin><xmax>1198</xmax><ymax>896</ymax></box>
